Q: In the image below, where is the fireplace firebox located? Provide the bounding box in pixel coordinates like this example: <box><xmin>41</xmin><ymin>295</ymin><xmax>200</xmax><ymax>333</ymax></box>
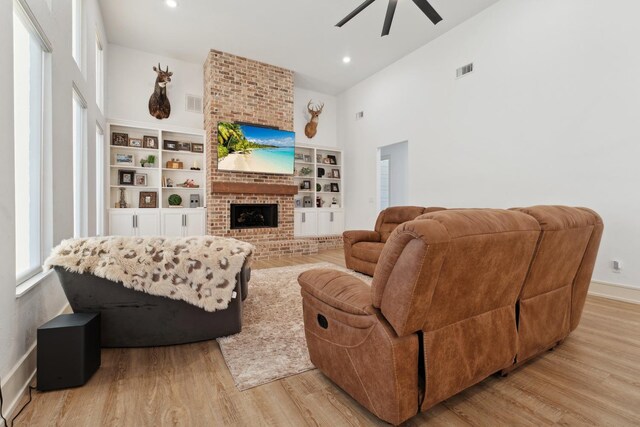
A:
<box><xmin>230</xmin><ymin>204</ymin><xmax>278</xmax><ymax>229</ymax></box>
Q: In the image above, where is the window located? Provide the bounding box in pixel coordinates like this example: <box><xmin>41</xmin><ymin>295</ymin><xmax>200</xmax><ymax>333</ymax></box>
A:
<box><xmin>13</xmin><ymin>2</ymin><xmax>49</xmax><ymax>284</ymax></box>
<box><xmin>95</xmin><ymin>33</ymin><xmax>103</xmax><ymax>111</ymax></box>
<box><xmin>72</xmin><ymin>0</ymin><xmax>82</xmax><ymax>67</ymax></box>
<box><xmin>73</xmin><ymin>89</ymin><xmax>88</xmax><ymax>237</ymax></box>
<box><xmin>95</xmin><ymin>125</ymin><xmax>105</xmax><ymax>235</ymax></box>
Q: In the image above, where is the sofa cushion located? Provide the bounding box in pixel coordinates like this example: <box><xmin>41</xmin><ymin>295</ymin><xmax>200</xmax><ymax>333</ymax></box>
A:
<box><xmin>351</xmin><ymin>242</ymin><xmax>385</xmax><ymax>264</ymax></box>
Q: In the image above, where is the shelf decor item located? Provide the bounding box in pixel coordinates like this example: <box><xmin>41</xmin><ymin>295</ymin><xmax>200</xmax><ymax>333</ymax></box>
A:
<box><xmin>166</xmin><ymin>159</ymin><xmax>183</xmax><ymax>169</ymax></box>
<box><xmin>304</xmin><ymin>155</ymin><xmax>312</xmax><ymax>163</ymax></box>
<box><xmin>168</xmin><ymin>194</ymin><xmax>182</xmax><ymax>207</ymax></box>
<box><xmin>327</xmin><ymin>155</ymin><xmax>337</xmax><ymax>165</ymax></box>
<box><xmin>164</xmin><ymin>140</ymin><xmax>178</xmax><ymax>151</ymax></box>
<box><xmin>129</xmin><ymin>138</ymin><xmax>143</xmax><ymax>148</ymax></box>
<box><xmin>112</xmin><ymin>132</ymin><xmax>128</xmax><ymax>146</ymax></box>
<box><xmin>143</xmin><ymin>136</ymin><xmax>158</xmax><ymax>149</ymax></box>
<box><xmin>316</xmin><ymin>183</ymin><xmax>322</xmax><ymax>192</ymax></box>
<box><xmin>148</xmin><ymin>63</ymin><xmax>172</xmax><ymax>120</ymax></box>
<box><xmin>118</xmin><ymin>170</ymin><xmax>135</xmax><ymax>186</ymax></box>
<box><xmin>139</xmin><ymin>191</ymin><xmax>158</xmax><ymax>208</ymax></box>
<box><xmin>301</xmin><ymin>180</ymin><xmax>311</xmax><ymax>190</ymax></box>
<box><xmin>324</xmin><ymin>184</ymin><xmax>331</xmax><ymax>192</ymax></box>
<box><xmin>140</xmin><ymin>155</ymin><xmax>156</xmax><ymax>168</ymax></box>
<box><xmin>191</xmin><ymin>143</ymin><xmax>204</xmax><ymax>153</ymax></box>
<box><xmin>331</xmin><ymin>183</ymin><xmax>340</xmax><ymax>192</ymax></box>
<box><xmin>189</xmin><ymin>194</ymin><xmax>201</xmax><ymax>208</ymax></box>
<box><xmin>332</xmin><ymin>169</ymin><xmax>340</xmax><ymax>179</ymax></box>
<box><xmin>134</xmin><ymin>174</ymin><xmax>148</xmax><ymax>186</ymax></box>
<box><xmin>177</xmin><ymin>179</ymin><xmax>199</xmax><ymax>188</ymax></box>
<box><xmin>317</xmin><ymin>167</ymin><xmax>325</xmax><ymax>178</ymax></box>
<box><xmin>115</xmin><ymin>153</ymin><xmax>134</xmax><ymax>165</ymax></box>
<box><xmin>178</xmin><ymin>142</ymin><xmax>191</xmax><ymax>151</ymax></box>
<box><xmin>300</xmin><ymin>167</ymin><xmax>312</xmax><ymax>176</ymax></box>
<box><xmin>118</xmin><ymin>187</ymin><xmax>128</xmax><ymax>208</ymax></box>
<box><xmin>303</xmin><ymin>196</ymin><xmax>313</xmax><ymax>207</ymax></box>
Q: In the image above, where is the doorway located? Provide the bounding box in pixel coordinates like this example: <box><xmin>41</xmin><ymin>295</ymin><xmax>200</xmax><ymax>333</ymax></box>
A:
<box><xmin>378</xmin><ymin>141</ymin><xmax>408</xmax><ymax>211</ymax></box>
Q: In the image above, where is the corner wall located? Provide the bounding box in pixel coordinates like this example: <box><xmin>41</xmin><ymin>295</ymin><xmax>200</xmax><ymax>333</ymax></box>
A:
<box><xmin>337</xmin><ymin>0</ymin><xmax>640</xmax><ymax>289</ymax></box>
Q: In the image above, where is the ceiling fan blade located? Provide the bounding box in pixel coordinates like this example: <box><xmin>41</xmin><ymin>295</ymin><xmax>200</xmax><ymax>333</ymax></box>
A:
<box><xmin>412</xmin><ymin>0</ymin><xmax>443</xmax><ymax>25</ymax></box>
<box><xmin>336</xmin><ymin>0</ymin><xmax>377</xmax><ymax>27</ymax></box>
<box><xmin>381</xmin><ymin>0</ymin><xmax>398</xmax><ymax>36</ymax></box>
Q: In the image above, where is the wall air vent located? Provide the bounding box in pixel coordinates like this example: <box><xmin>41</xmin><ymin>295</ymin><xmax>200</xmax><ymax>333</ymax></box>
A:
<box><xmin>185</xmin><ymin>94</ymin><xmax>203</xmax><ymax>113</ymax></box>
<box><xmin>456</xmin><ymin>63</ymin><xmax>474</xmax><ymax>79</ymax></box>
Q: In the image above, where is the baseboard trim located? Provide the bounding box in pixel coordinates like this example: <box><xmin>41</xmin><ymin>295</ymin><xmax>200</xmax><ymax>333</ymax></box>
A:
<box><xmin>1</xmin><ymin>304</ymin><xmax>70</xmax><ymax>420</ymax></box>
<box><xmin>589</xmin><ymin>280</ymin><xmax>640</xmax><ymax>304</ymax></box>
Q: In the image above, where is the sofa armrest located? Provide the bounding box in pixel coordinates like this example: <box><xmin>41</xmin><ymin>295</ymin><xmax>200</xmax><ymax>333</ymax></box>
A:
<box><xmin>298</xmin><ymin>269</ymin><xmax>373</xmax><ymax>315</ymax></box>
<box><xmin>343</xmin><ymin>230</ymin><xmax>381</xmax><ymax>245</ymax></box>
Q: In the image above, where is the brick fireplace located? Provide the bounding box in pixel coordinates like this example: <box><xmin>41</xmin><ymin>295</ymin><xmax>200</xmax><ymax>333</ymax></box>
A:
<box><xmin>204</xmin><ymin>50</ymin><xmax>341</xmax><ymax>259</ymax></box>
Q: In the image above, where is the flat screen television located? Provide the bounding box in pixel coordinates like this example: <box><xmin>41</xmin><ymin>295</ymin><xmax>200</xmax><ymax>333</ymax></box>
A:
<box><xmin>217</xmin><ymin>122</ymin><xmax>295</xmax><ymax>175</ymax></box>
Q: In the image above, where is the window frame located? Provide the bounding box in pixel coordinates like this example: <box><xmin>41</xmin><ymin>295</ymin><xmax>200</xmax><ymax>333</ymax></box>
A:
<box><xmin>13</xmin><ymin>0</ymin><xmax>52</xmax><ymax>285</ymax></box>
<box><xmin>95</xmin><ymin>31</ymin><xmax>104</xmax><ymax>112</ymax></box>
<box><xmin>73</xmin><ymin>87</ymin><xmax>89</xmax><ymax>238</ymax></box>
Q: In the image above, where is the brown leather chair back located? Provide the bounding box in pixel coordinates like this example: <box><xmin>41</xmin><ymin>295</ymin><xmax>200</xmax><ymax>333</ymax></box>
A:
<box><xmin>374</xmin><ymin>206</ymin><xmax>427</xmax><ymax>243</ymax></box>
<box><xmin>372</xmin><ymin>209</ymin><xmax>540</xmax><ymax>409</ymax></box>
<box><xmin>512</xmin><ymin>206</ymin><xmax>603</xmax><ymax>361</ymax></box>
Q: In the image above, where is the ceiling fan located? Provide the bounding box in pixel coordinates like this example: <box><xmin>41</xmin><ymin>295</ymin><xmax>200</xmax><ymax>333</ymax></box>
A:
<box><xmin>336</xmin><ymin>0</ymin><xmax>443</xmax><ymax>37</ymax></box>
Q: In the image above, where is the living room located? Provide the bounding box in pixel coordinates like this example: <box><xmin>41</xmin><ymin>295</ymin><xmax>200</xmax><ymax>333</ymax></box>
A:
<box><xmin>1</xmin><ymin>0</ymin><xmax>638</xmax><ymax>425</ymax></box>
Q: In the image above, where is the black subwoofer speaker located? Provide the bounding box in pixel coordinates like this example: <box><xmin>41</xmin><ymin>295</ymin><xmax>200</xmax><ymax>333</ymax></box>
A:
<box><xmin>37</xmin><ymin>313</ymin><xmax>101</xmax><ymax>391</ymax></box>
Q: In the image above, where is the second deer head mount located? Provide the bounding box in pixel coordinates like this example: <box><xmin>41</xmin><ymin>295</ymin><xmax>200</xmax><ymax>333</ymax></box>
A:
<box><xmin>305</xmin><ymin>100</ymin><xmax>324</xmax><ymax>139</ymax></box>
<box><xmin>149</xmin><ymin>63</ymin><xmax>173</xmax><ymax>120</ymax></box>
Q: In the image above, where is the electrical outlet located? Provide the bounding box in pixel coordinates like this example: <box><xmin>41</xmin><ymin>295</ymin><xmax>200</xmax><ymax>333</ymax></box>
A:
<box><xmin>612</xmin><ymin>260</ymin><xmax>622</xmax><ymax>273</ymax></box>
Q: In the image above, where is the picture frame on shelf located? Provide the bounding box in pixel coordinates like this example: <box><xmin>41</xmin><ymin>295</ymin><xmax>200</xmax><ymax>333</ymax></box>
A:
<box><xmin>163</xmin><ymin>140</ymin><xmax>178</xmax><ymax>151</ymax></box>
<box><xmin>118</xmin><ymin>170</ymin><xmax>135</xmax><ymax>185</ymax></box>
<box><xmin>330</xmin><ymin>183</ymin><xmax>340</xmax><ymax>192</ymax></box>
<box><xmin>139</xmin><ymin>191</ymin><xmax>158</xmax><ymax>208</ymax></box>
<box><xmin>191</xmin><ymin>143</ymin><xmax>204</xmax><ymax>153</ymax></box>
<box><xmin>143</xmin><ymin>136</ymin><xmax>158</xmax><ymax>149</ymax></box>
<box><xmin>303</xmin><ymin>154</ymin><xmax>312</xmax><ymax>163</ymax></box>
<box><xmin>115</xmin><ymin>153</ymin><xmax>134</xmax><ymax>165</ymax></box>
<box><xmin>327</xmin><ymin>155</ymin><xmax>337</xmax><ymax>165</ymax></box>
<box><xmin>294</xmin><ymin>153</ymin><xmax>304</xmax><ymax>161</ymax></box>
<box><xmin>134</xmin><ymin>173</ymin><xmax>148</xmax><ymax>186</ymax></box>
<box><xmin>129</xmin><ymin>137</ymin><xmax>143</xmax><ymax>148</ymax></box>
<box><xmin>178</xmin><ymin>142</ymin><xmax>191</xmax><ymax>151</ymax></box>
<box><xmin>331</xmin><ymin>169</ymin><xmax>340</xmax><ymax>178</ymax></box>
<box><xmin>112</xmin><ymin>132</ymin><xmax>128</xmax><ymax>146</ymax></box>
<box><xmin>301</xmin><ymin>180</ymin><xmax>311</xmax><ymax>190</ymax></box>
<box><xmin>295</xmin><ymin>199</ymin><xmax>301</xmax><ymax>208</ymax></box>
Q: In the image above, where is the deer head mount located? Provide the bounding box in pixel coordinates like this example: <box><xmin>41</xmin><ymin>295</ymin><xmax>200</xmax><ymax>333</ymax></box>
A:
<box><xmin>304</xmin><ymin>100</ymin><xmax>324</xmax><ymax>139</ymax></box>
<box><xmin>148</xmin><ymin>63</ymin><xmax>173</xmax><ymax>120</ymax></box>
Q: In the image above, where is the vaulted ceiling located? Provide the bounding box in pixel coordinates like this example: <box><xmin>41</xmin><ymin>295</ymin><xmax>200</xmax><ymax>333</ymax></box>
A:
<box><xmin>98</xmin><ymin>0</ymin><xmax>500</xmax><ymax>94</ymax></box>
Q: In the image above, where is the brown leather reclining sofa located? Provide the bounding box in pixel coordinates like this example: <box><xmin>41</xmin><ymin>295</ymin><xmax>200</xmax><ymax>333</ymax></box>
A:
<box><xmin>299</xmin><ymin>206</ymin><xmax>602</xmax><ymax>425</ymax></box>
<box><xmin>343</xmin><ymin>206</ymin><xmax>445</xmax><ymax>276</ymax></box>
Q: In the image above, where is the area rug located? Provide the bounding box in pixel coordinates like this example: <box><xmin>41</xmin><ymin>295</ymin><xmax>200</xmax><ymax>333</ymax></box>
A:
<box><xmin>217</xmin><ymin>262</ymin><xmax>372</xmax><ymax>391</ymax></box>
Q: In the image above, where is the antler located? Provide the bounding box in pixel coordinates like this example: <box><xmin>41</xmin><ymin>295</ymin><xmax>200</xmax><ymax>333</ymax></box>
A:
<box><xmin>307</xmin><ymin>100</ymin><xmax>324</xmax><ymax>114</ymax></box>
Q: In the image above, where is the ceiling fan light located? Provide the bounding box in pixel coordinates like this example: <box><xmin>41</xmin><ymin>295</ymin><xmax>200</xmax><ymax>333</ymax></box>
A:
<box><xmin>165</xmin><ymin>0</ymin><xmax>178</xmax><ymax>8</ymax></box>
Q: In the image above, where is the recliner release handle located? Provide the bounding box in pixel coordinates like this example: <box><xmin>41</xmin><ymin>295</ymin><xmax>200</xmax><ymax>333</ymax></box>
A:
<box><xmin>317</xmin><ymin>314</ymin><xmax>329</xmax><ymax>329</ymax></box>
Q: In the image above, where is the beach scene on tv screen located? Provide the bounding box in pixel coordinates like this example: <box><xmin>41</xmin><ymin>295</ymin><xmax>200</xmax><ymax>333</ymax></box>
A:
<box><xmin>217</xmin><ymin>122</ymin><xmax>295</xmax><ymax>174</ymax></box>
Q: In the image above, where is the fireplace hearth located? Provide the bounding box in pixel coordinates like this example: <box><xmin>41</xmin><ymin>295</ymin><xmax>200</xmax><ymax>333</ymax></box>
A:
<box><xmin>230</xmin><ymin>204</ymin><xmax>278</xmax><ymax>229</ymax></box>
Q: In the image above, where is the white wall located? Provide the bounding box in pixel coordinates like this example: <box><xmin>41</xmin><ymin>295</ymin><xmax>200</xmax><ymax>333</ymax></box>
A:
<box><xmin>338</xmin><ymin>0</ymin><xmax>640</xmax><ymax>288</ymax></box>
<box><xmin>0</xmin><ymin>0</ymin><xmax>107</xmax><ymax>413</ymax></box>
<box><xmin>107</xmin><ymin>44</ymin><xmax>204</xmax><ymax>129</ymax></box>
<box><xmin>294</xmin><ymin>87</ymin><xmax>338</xmax><ymax>147</ymax></box>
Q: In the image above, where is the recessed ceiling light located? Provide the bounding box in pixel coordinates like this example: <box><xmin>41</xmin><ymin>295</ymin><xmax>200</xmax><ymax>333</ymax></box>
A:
<box><xmin>165</xmin><ymin>0</ymin><xmax>178</xmax><ymax>8</ymax></box>
<box><xmin>342</xmin><ymin>56</ymin><xmax>351</xmax><ymax>64</ymax></box>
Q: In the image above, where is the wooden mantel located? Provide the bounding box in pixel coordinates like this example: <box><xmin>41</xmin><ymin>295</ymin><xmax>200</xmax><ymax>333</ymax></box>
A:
<box><xmin>211</xmin><ymin>182</ymin><xmax>299</xmax><ymax>195</ymax></box>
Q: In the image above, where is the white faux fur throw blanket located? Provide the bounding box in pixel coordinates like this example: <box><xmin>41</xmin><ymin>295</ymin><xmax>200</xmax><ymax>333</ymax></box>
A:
<box><xmin>45</xmin><ymin>236</ymin><xmax>254</xmax><ymax>312</ymax></box>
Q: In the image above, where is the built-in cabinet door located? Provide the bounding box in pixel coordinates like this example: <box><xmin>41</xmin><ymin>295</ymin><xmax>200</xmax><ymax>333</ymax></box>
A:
<box><xmin>109</xmin><ymin>211</ymin><xmax>136</xmax><ymax>236</ymax></box>
<box><xmin>135</xmin><ymin>211</ymin><xmax>160</xmax><ymax>236</ymax></box>
<box><xmin>297</xmin><ymin>211</ymin><xmax>317</xmax><ymax>237</ymax></box>
<box><xmin>317</xmin><ymin>211</ymin><xmax>344</xmax><ymax>236</ymax></box>
<box><xmin>162</xmin><ymin>212</ymin><xmax>185</xmax><ymax>237</ymax></box>
<box><xmin>184</xmin><ymin>211</ymin><xmax>205</xmax><ymax>236</ymax></box>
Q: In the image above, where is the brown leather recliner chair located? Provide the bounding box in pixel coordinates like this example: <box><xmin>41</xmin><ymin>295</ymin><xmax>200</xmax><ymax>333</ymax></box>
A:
<box><xmin>299</xmin><ymin>207</ymin><xmax>602</xmax><ymax>425</ymax></box>
<box><xmin>508</xmin><ymin>205</ymin><xmax>603</xmax><ymax>367</ymax></box>
<box><xmin>300</xmin><ymin>209</ymin><xmax>541</xmax><ymax>424</ymax></box>
<box><xmin>343</xmin><ymin>206</ymin><xmax>444</xmax><ymax>276</ymax></box>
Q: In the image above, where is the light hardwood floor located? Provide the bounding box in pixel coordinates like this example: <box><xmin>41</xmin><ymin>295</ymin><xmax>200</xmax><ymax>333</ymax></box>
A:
<box><xmin>13</xmin><ymin>249</ymin><xmax>640</xmax><ymax>426</ymax></box>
